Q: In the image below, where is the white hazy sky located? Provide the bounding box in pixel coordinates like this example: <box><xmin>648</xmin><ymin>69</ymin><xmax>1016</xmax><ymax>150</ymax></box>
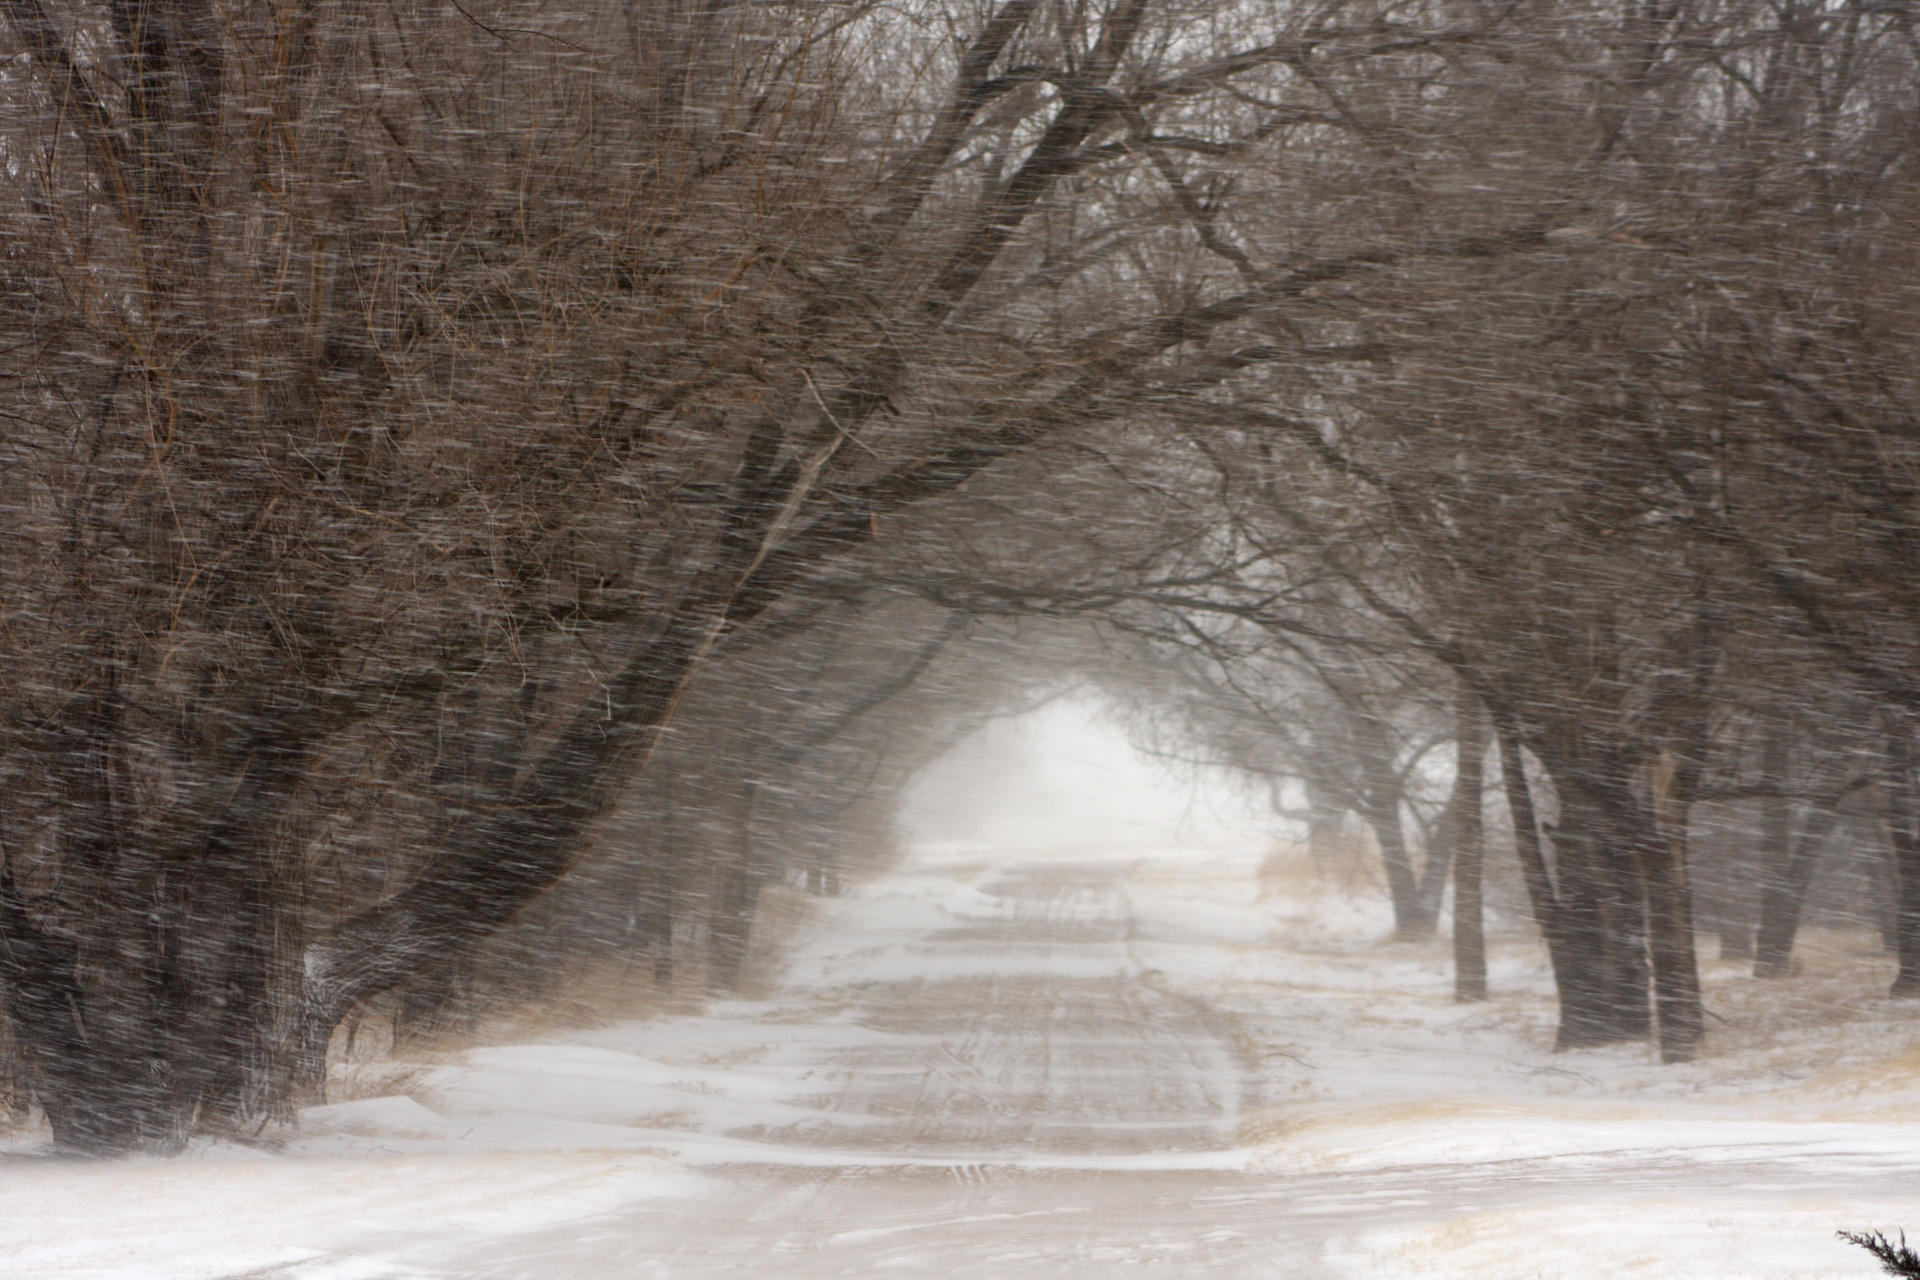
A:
<box><xmin>898</xmin><ymin>694</ymin><xmax>1267</xmax><ymax>855</ymax></box>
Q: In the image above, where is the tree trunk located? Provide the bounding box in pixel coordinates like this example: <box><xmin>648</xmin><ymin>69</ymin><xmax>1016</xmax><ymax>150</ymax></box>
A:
<box><xmin>3</xmin><ymin>738</ymin><xmax>306</xmax><ymax>1152</ymax></box>
<box><xmin>708</xmin><ymin>780</ymin><xmax>764</xmax><ymax>991</ymax></box>
<box><xmin>1488</xmin><ymin>708</ymin><xmax>1605</xmax><ymax>1050</ymax></box>
<box><xmin>1528</xmin><ymin>724</ymin><xmax>1658</xmax><ymax>1050</ymax></box>
<box><xmin>299</xmin><ymin>598</ymin><xmax>724</xmax><ymax>1069</ymax></box>
<box><xmin>639</xmin><ymin>776</ymin><xmax>682</xmax><ymax>987</ymax></box>
<box><xmin>1753</xmin><ymin>726</ymin><xmax>1807</xmax><ymax>979</ymax></box>
<box><xmin>1873</xmin><ymin>804</ymin><xmax>1901</xmax><ymax>953</ymax></box>
<box><xmin>1886</xmin><ymin>722</ymin><xmax>1920</xmax><ymax>997</ymax></box>
<box><xmin>1751</xmin><ymin>807</ymin><xmax>1836</xmax><ymax>980</ymax></box>
<box><xmin>1644</xmin><ymin>750</ymin><xmax>1703</xmax><ymax>1064</ymax></box>
<box><xmin>1353</xmin><ymin>711</ymin><xmax>1427</xmax><ymax>940</ymax></box>
<box><xmin>1716</xmin><ymin>809</ymin><xmax>1757</xmax><ymax>961</ymax></box>
<box><xmin>1546</xmin><ymin>808</ymin><xmax>1647</xmax><ymax>1049</ymax></box>
<box><xmin>1417</xmin><ymin>795</ymin><xmax>1457</xmax><ymax>937</ymax></box>
<box><xmin>1453</xmin><ymin>688</ymin><xmax>1488</xmax><ymax>1003</ymax></box>
<box><xmin>1595</xmin><ymin>821</ymin><xmax>1655</xmax><ymax>1044</ymax></box>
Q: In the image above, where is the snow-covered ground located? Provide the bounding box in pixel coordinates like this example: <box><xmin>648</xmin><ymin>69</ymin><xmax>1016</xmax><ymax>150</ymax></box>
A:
<box><xmin>6</xmin><ymin>831</ymin><xmax>1920</xmax><ymax>1277</ymax></box>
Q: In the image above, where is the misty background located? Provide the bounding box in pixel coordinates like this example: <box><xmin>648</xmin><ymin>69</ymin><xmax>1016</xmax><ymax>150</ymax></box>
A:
<box><xmin>902</xmin><ymin>696</ymin><xmax>1265</xmax><ymax>858</ymax></box>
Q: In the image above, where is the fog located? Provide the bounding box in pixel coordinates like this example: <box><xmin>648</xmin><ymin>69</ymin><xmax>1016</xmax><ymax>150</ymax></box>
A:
<box><xmin>899</xmin><ymin>695</ymin><xmax>1266</xmax><ymax>857</ymax></box>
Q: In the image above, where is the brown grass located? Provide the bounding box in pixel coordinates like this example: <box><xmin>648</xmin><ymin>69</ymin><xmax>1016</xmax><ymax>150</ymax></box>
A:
<box><xmin>318</xmin><ymin>884</ymin><xmax>823</xmax><ymax>1104</ymax></box>
<box><xmin>729</xmin><ymin>884</ymin><xmax>822</xmax><ymax>1001</ymax></box>
<box><xmin>1259</xmin><ymin>836</ymin><xmax>1386</xmax><ymax>900</ymax></box>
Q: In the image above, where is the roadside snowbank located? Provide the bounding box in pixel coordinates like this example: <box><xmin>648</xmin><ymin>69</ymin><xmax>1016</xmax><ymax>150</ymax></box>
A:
<box><xmin>1117</xmin><ymin>844</ymin><xmax>1920</xmax><ymax>1279</ymax></box>
<box><xmin>0</xmin><ymin>1144</ymin><xmax>702</xmax><ymax>1280</ymax></box>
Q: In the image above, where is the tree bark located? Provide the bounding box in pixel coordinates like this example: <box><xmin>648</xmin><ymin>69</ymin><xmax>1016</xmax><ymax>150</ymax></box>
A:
<box><xmin>1644</xmin><ymin>750</ymin><xmax>1703</xmax><ymax>1064</ymax></box>
<box><xmin>1488</xmin><ymin>707</ymin><xmax>1611</xmax><ymax>1052</ymax></box>
<box><xmin>1545</xmin><ymin>803</ymin><xmax>1647</xmax><ymax>1049</ymax></box>
<box><xmin>0</xmin><ymin>661</ymin><xmax>313</xmax><ymax>1151</ymax></box>
<box><xmin>1873</xmin><ymin>802</ymin><xmax>1901</xmax><ymax>954</ymax></box>
<box><xmin>1453</xmin><ymin>687</ymin><xmax>1488</xmax><ymax>1003</ymax></box>
<box><xmin>1535</xmin><ymin>730</ymin><xmax>1651</xmax><ymax>1050</ymax></box>
<box><xmin>1886</xmin><ymin>721</ymin><xmax>1920</xmax><ymax>997</ymax></box>
<box><xmin>1417</xmin><ymin>794</ymin><xmax>1457</xmax><ymax>937</ymax></box>
<box><xmin>1352</xmin><ymin>710</ymin><xmax>1427</xmax><ymax>940</ymax></box>
<box><xmin>1716</xmin><ymin>808</ymin><xmax>1757</xmax><ymax>961</ymax></box>
<box><xmin>708</xmin><ymin>779</ymin><xmax>764</xmax><ymax>991</ymax></box>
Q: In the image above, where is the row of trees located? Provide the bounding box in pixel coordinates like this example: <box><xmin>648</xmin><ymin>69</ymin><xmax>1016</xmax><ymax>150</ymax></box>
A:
<box><xmin>843</xmin><ymin>0</ymin><xmax>1920</xmax><ymax>1063</ymax></box>
<box><xmin>1</xmin><ymin>0</ymin><xmax>1915</xmax><ymax>1148</ymax></box>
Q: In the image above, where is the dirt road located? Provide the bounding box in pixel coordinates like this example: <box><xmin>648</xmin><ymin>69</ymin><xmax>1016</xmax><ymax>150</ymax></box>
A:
<box><xmin>740</xmin><ymin>859</ymin><xmax>1251</xmax><ymax>1157</ymax></box>
<box><xmin>415</xmin><ymin>856</ymin><xmax>1914</xmax><ymax>1279</ymax></box>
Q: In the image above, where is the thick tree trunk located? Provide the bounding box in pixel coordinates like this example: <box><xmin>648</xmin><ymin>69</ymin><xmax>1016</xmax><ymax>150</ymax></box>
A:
<box><xmin>1558</xmin><ymin>760</ymin><xmax>1704</xmax><ymax>1063</ymax></box>
<box><xmin>4</xmin><ymin>757</ymin><xmax>305</xmax><ymax>1152</ymax></box>
<box><xmin>1488</xmin><ymin>709</ymin><xmax>1599</xmax><ymax>1049</ymax></box>
<box><xmin>0</xmin><ymin>865</ymin><xmax>99</xmax><ymax>1147</ymax></box>
<box><xmin>1644</xmin><ymin>750</ymin><xmax>1703</xmax><ymax>1064</ymax></box>
<box><xmin>1545</xmin><ymin>811</ymin><xmax>1646</xmax><ymax>1050</ymax></box>
<box><xmin>1526</xmin><ymin>724</ymin><xmax>1660</xmax><ymax>1051</ymax></box>
<box><xmin>1594</xmin><ymin>819</ymin><xmax>1655</xmax><ymax>1043</ymax></box>
<box><xmin>1453</xmin><ymin>689</ymin><xmax>1488</xmax><ymax>1003</ymax></box>
<box><xmin>1640</xmin><ymin>840</ymin><xmax>1703</xmax><ymax>1064</ymax></box>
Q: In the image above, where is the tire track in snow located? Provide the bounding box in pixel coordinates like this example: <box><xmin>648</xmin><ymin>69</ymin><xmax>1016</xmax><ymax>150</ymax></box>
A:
<box><xmin>748</xmin><ymin>860</ymin><xmax>1241</xmax><ymax>1156</ymax></box>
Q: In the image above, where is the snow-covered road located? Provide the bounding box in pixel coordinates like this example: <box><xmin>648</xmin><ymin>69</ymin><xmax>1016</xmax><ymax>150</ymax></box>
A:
<box><xmin>415</xmin><ymin>851</ymin><xmax>1920</xmax><ymax>1279</ymax></box>
<box><xmin>6</xmin><ymin>843</ymin><xmax>1920</xmax><ymax>1278</ymax></box>
<box><xmin>731</xmin><ymin>860</ymin><xmax>1249</xmax><ymax>1157</ymax></box>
